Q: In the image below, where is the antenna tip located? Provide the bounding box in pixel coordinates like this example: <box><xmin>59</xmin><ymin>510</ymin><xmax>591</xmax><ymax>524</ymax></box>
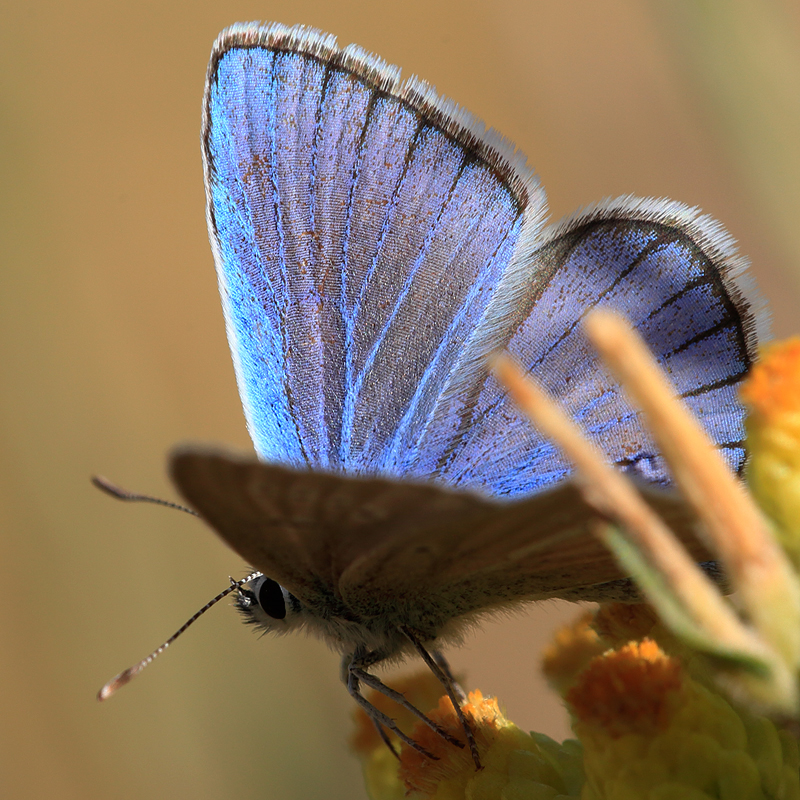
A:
<box><xmin>97</xmin><ymin>669</ymin><xmax>135</xmax><ymax>701</ymax></box>
<box><xmin>91</xmin><ymin>475</ymin><xmax>128</xmax><ymax>499</ymax></box>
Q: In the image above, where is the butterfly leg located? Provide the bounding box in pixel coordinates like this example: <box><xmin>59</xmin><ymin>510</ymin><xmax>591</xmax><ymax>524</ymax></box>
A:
<box><xmin>432</xmin><ymin>649</ymin><xmax>467</xmax><ymax>704</ymax></box>
<box><xmin>350</xmin><ymin>662</ymin><xmax>465</xmax><ymax>748</ymax></box>
<box><xmin>345</xmin><ymin>650</ymin><xmax>463</xmax><ymax>760</ymax></box>
<box><xmin>372</xmin><ymin>719</ymin><xmax>400</xmax><ymax>761</ymax></box>
<box><xmin>401</xmin><ymin>626</ymin><xmax>481</xmax><ymax>769</ymax></box>
<box><xmin>345</xmin><ymin>652</ymin><xmax>439</xmax><ymax>760</ymax></box>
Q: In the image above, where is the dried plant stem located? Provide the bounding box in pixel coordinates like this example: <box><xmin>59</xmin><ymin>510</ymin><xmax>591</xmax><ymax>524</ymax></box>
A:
<box><xmin>492</xmin><ymin>353</ymin><xmax>762</xmax><ymax>658</ymax></box>
<box><xmin>584</xmin><ymin>310</ymin><xmax>800</xmax><ymax>669</ymax></box>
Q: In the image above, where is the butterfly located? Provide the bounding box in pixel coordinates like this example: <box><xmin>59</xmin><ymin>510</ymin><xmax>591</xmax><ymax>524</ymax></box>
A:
<box><xmin>102</xmin><ymin>21</ymin><xmax>763</xmax><ymax>765</ymax></box>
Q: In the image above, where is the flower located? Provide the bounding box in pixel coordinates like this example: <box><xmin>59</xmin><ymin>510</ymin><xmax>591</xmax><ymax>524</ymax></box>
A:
<box><xmin>542</xmin><ymin>611</ymin><xmax>607</xmax><ymax>694</ymax></box>
<box><xmin>560</xmin><ymin>634</ymin><xmax>800</xmax><ymax>800</ymax></box>
<box><xmin>398</xmin><ymin>690</ymin><xmax>583</xmax><ymax>800</ymax></box>
<box><xmin>350</xmin><ymin>671</ymin><xmax>584</xmax><ymax>799</ymax></box>
<box><xmin>742</xmin><ymin>338</ymin><xmax>800</xmax><ymax>571</ymax></box>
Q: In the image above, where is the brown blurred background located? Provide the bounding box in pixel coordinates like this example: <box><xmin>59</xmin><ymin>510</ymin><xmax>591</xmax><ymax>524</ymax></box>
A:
<box><xmin>2</xmin><ymin>1</ymin><xmax>799</xmax><ymax>798</ymax></box>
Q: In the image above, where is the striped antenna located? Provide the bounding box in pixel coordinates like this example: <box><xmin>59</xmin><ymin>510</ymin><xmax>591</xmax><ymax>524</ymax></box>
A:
<box><xmin>92</xmin><ymin>475</ymin><xmax>199</xmax><ymax>517</ymax></box>
<box><xmin>97</xmin><ymin>572</ymin><xmax>263</xmax><ymax>701</ymax></box>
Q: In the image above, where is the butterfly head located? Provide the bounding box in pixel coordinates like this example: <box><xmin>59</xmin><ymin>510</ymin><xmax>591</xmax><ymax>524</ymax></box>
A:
<box><xmin>234</xmin><ymin>574</ymin><xmax>304</xmax><ymax>634</ymax></box>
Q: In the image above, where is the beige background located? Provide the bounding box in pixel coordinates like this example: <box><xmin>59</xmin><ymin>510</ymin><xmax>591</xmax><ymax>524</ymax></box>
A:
<box><xmin>2</xmin><ymin>1</ymin><xmax>799</xmax><ymax>798</ymax></box>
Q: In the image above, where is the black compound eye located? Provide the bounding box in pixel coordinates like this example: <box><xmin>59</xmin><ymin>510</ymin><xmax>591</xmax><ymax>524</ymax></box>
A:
<box><xmin>257</xmin><ymin>578</ymin><xmax>286</xmax><ymax>620</ymax></box>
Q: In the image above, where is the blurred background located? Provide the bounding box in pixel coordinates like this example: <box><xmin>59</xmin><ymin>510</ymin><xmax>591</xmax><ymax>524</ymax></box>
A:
<box><xmin>2</xmin><ymin>1</ymin><xmax>799</xmax><ymax>797</ymax></box>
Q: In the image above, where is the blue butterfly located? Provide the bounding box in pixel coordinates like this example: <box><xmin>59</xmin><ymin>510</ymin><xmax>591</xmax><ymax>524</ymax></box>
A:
<box><xmin>166</xmin><ymin>22</ymin><xmax>761</xmax><ymax>762</ymax></box>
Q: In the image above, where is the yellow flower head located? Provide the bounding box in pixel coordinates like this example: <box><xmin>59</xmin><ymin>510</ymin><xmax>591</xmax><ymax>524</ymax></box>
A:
<box><xmin>742</xmin><ymin>338</ymin><xmax>800</xmax><ymax>570</ymax></box>
<box><xmin>741</xmin><ymin>338</ymin><xmax>800</xmax><ymax>422</ymax></box>
<box><xmin>351</xmin><ymin>671</ymin><xmax>583</xmax><ymax>800</ymax></box>
<box><xmin>542</xmin><ymin>610</ymin><xmax>607</xmax><ymax>694</ymax></box>
<box><xmin>566</xmin><ymin>639</ymin><xmax>683</xmax><ymax>739</ymax></box>
<box><xmin>561</xmin><ymin>633</ymin><xmax>799</xmax><ymax>800</ymax></box>
<box><xmin>399</xmin><ymin>691</ymin><xmax>583</xmax><ymax>800</ymax></box>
